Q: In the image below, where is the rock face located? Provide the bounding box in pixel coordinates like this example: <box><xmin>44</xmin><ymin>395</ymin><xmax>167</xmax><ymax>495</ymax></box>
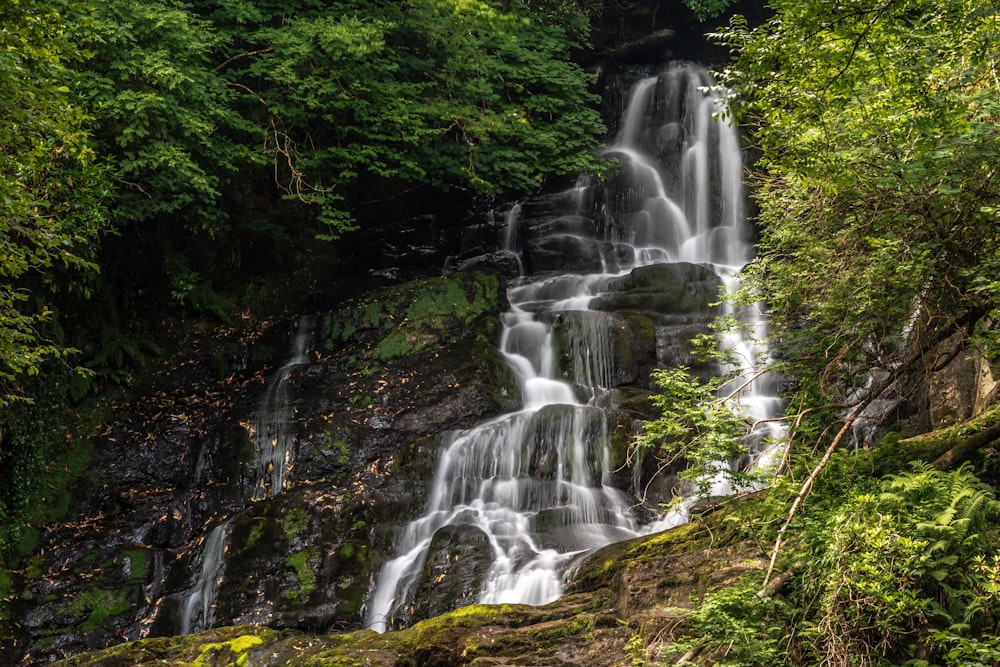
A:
<box><xmin>411</xmin><ymin>525</ymin><xmax>493</xmax><ymax>623</ymax></box>
<box><xmin>929</xmin><ymin>333</ymin><xmax>1000</xmax><ymax>428</ymax></box>
<box><xmin>52</xmin><ymin>510</ymin><xmax>764</xmax><ymax>667</ymax></box>
<box><xmin>3</xmin><ymin>270</ymin><xmax>524</xmax><ymax>665</ymax></box>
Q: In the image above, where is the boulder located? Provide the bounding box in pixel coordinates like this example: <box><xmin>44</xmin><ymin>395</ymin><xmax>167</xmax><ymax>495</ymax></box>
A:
<box><xmin>410</xmin><ymin>525</ymin><xmax>493</xmax><ymax>623</ymax></box>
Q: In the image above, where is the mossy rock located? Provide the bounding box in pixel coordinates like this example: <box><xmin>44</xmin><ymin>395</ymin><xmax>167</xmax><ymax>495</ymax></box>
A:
<box><xmin>321</xmin><ymin>270</ymin><xmax>506</xmax><ymax>363</ymax></box>
<box><xmin>54</xmin><ymin>626</ymin><xmax>280</xmax><ymax>667</ymax></box>
<box><xmin>54</xmin><ymin>506</ymin><xmax>763</xmax><ymax>667</ymax></box>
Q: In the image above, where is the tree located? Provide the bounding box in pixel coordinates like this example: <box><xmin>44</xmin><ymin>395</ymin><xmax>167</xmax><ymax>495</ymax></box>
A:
<box><xmin>0</xmin><ymin>0</ymin><xmax>109</xmax><ymax>405</ymax></box>
<box><xmin>238</xmin><ymin>0</ymin><xmax>608</xmax><ymax>237</ymax></box>
<box><xmin>708</xmin><ymin>0</ymin><xmax>1000</xmax><ymax>609</ymax></box>
<box><xmin>70</xmin><ymin>0</ymin><xmax>242</xmax><ymax>231</ymax></box>
<box><xmin>711</xmin><ymin>0</ymin><xmax>1000</xmax><ymax>459</ymax></box>
<box><xmin>717</xmin><ymin>0</ymin><xmax>1000</xmax><ymax>414</ymax></box>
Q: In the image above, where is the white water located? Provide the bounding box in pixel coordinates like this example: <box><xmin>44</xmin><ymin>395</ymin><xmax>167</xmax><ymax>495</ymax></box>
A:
<box><xmin>251</xmin><ymin>315</ymin><xmax>314</xmax><ymax>501</ymax></box>
<box><xmin>366</xmin><ymin>62</ymin><xmax>784</xmax><ymax>631</ymax></box>
<box><xmin>178</xmin><ymin>316</ymin><xmax>314</xmax><ymax>635</ymax></box>
<box><xmin>179</xmin><ymin>520</ymin><xmax>230</xmax><ymax>635</ymax></box>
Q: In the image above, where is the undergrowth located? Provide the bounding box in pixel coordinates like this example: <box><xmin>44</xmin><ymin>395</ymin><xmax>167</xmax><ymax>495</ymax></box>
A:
<box><xmin>662</xmin><ymin>456</ymin><xmax>1000</xmax><ymax>666</ymax></box>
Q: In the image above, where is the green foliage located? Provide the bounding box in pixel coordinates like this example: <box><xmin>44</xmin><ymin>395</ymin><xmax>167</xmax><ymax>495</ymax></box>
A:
<box><xmin>675</xmin><ymin>465</ymin><xmax>1000</xmax><ymax>666</ymax></box>
<box><xmin>0</xmin><ymin>0</ymin><xmax>110</xmax><ymax>404</ymax></box>
<box><xmin>634</xmin><ymin>365</ymin><xmax>761</xmax><ymax>501</ymax></box>
<box><xmin>243</xmin><ymin>0</ymin><xmax>607</xmax><ymax>236</ymax></box>
<box><xmin>716</xmin><ymin>0</ymin><xmax>1000</xmax><ymax>408</ymax></box>
<box><xmin>803</xmin><ymin>464</ymin><xmax>1000</xmax><ymax>665</ymax></box>
<box><xmin>677</xmin><ymin>579</ymin><xmax>787</xmax><ymax>666</ymax></box>
<box><xmin>682</xmin><ymin>0</ymin><xmax>738</xmax><ymax>21</ymax></box>
<box><xmin>70</xmin><ymin>0</ymin><xmax>242</xmax><ymax>230</ymax></box>
<box><xmin>0</xmin><ymin>365</ymin><xmax>93</xmax><ymax>556</ymax></box>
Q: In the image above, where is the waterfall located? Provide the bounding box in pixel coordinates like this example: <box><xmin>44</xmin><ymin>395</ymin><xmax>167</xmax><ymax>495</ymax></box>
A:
<box><xmin>251</xmin><ymin>315</ymin><xmax>314</xmax><ymax>501</ymax></box>
<box><xmin>176</xmin><ymin>315</ymin><xmax>314</xmax><ymax>635</ymax></box>
<box><xmin>179</xmin><ymin>520</ymin><xmax>230</xmax><ymax>635</ymax></box>
<box><xmin>366</xmin><ymin>62</ymin><xmax>784</xmax><ymax>631</ymax></box>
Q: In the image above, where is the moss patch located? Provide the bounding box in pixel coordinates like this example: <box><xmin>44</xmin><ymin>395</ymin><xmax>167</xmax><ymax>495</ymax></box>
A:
<box><xmin>192</xmin><ymin>634</ymin><xmax>264</xmax><ymax>667</ymax></box>
<box><xmin>68</xmin><ymin>587</ymin><xmax>132</xmax><ymax>633</ymax></box>
<box><xmin>284</xmin><ymin>547</ymin><xmax>319</xmax><ymax>602</ymax></box>
<box><xmin>322</xmin><ymin>271</ymin><xmax>504</xmax><ymax>365</ymax></box>
<box><xmin>281</xmin><ymin>506</ymin><xmax>312</xmax><ymax>540</ymax></box>
<box><xmin>54</xmin><ymin>626</ymin><xmax>280</xmax><ymax>666</ymax></box>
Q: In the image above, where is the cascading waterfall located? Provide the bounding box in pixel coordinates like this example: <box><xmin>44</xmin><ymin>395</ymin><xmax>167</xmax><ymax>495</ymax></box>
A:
<box><xmin>366</xmin><ymin>62</ymin><xmax>784</xmax><ymax>632</ymax></box>
<box><xmin>179</xmin><ymin>520</ymin><xmax>230</xmax><ymax>635</ymax></box>
<box><xmin>251</xmin><ymin>315</ymin><xmax>314</xmax><ymax>501</ymax></box>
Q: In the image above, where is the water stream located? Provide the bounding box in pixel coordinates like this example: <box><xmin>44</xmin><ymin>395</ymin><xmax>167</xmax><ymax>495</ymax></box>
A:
<box><xmin>251</xmin><ymin>315</ymin><xmax>314</xmax><ymax>501</ymax></box>
<box><xmin>366</xmin><ymin>62</ymin><xmax>786</xmax><ymax>632</ymax></box>
<box><xmin>179</xmin><ymin>520</ymin><xmax>231</xmax><ymax>636</ymax></box>
<box><xmin>177</xmin><ymin>316</ymin><xmax>314</xmax><ymax>634</ymax></box>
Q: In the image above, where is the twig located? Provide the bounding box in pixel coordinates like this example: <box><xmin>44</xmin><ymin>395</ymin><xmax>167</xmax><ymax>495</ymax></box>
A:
<box><xmin>760</xmin><ymin>412</ymin><xmax>859</xmax><ymax>590</ymax></box>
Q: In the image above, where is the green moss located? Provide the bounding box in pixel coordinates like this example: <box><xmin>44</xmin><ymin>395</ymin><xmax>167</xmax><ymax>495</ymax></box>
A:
<box><xmin>324</xmin><ymin>271</ymin><xmax>503</xmax><ymax>363</ymax></box>
<box><xmin>192</xmin><ymin>635</ymin><xmax>265</xmax><ymax>667</ymax></box>
<box><xmin>568</xmin><ymin>514</ymin><xmax>733</xmax><ymax>593</ymax></box>
<box><xmin>281</xmin><ymin>506</ymin><xmax>311</xmax><ymax>539</ymax></box>
<box><xmin>526</xmin><ymin>615</ymin><xmax>594</xmax><ymax>642</ymax></box>
<box><xmin>68</xmin><ymin>587</ymin><xmax>132</xmax><ymax>633</ymax></box>
<box><xmin>120</xmin><ymin>548</ymin><xmax>148</xmax><ymax>583</ymax></box>
<box><xmin>285</xmin><ymin>547</ymin><xmax>319</xmax><ymax>601</ymax></box>
<box><xmin>244</xmin><ymin>519</ymin><xmax>265</xmax><ymax>549</ymax></box>
<box><xmin>831</xmin><ymin>402</ymin><xmax>1000</xmax><ymax>480</ymax></box>
<box><xmin>53</xmin><ymin>626</ymin><xmax>281</xmax><ymax>666</ymax></box>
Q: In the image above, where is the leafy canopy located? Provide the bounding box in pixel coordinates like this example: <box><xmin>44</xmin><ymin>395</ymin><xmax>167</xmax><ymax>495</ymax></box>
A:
<box><xmin>242</xmin><ymin>0</ymin><xmax>607</xmax><ymax>237</ymax></box>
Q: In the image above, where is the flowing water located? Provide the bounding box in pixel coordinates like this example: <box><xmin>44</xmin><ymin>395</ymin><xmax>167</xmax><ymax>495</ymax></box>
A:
<box><xmin>251</xmin><ymin>315</ymin><xmax>314</xmax><ymax>501</ymax></box>
<box><xmin>365</xmin><ymin>63</ymin><xmax>786</xmax><ymax>632</ymax></box>
<box><xmin>179</xmin><ymin>520</ymin><xmax>231</xmax><ymax>635</ymax></box>
<box><xmin>177</xmin><ymin>316</ymin><xmax>314</xmax><ymax>634</ymax></box>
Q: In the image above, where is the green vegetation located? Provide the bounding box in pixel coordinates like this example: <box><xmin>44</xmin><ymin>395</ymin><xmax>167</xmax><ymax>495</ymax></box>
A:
<box><xmin>633</xmin><ymin>0</ymin><xmax>1000</xmax><ymax>663</ymax></box>
<box><xmin>716</xmin><ymin>0</ymin><xmax>1000</xmax><ymax>421</ymax></box>
<box><xmin>68</xmin><ymin>587</ymin><xmax>132</xmax><ymax>633</ymax></box>
<box><xmin>284</xmin><ymin>548</ymin><xmax>319</xmax><ymax>602</ymax></box>
<box><xmin>633</xmin><ymin>364</ymin><xmax>754</xmax><ymax>500</ymax></box>
<box><xmin>0</xmin><ymin>0</ymin><xmax>108</xmax><ymax>404</ymax></box>
<box><xmin>323</xmin><ymin>271</ymin><xmax>504</xmax><ymax>364</ymax></box>
<box><xmin>657</xmin><ymin>462</ymin><xmax>1000</xmax><ymax>666</ymax></box>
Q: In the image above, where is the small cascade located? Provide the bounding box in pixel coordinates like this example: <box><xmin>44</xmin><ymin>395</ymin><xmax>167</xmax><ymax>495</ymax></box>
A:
<box><xmin>366</xmin><ymin>62</ymin><xmax>785</xmax><ymax>631</ymax></box>
<box><xmin>503</xmin><ymin>203</ymin><xmax>525</xmax><ymax>276</ymax></box>
<box><xmin>251</xmin><ymin>315</ymin><xmax>314</xmax><ymax>501</ymax></box>
<box><xmin>179</xmin><ymin>520</ymin><xmax>230</xmax><ymax>635</ymax></box>
<box><xmin>176</xmin><ymin>316</ymin><xmax>314</xmax><ymax>635</ymax></box>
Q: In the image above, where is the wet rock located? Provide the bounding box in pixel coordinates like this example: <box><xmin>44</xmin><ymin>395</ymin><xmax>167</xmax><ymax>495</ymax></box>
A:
<box><xmin>592</xmin><ymin>262</ymin><xmax>723</xmax><ymax>317</ymax></box>
<box><xmin>523</xmin><ymin>234</ymin><xmax>608</xmax><ymax>274</ymax></box>
<box><xmin>411</xmin><ymin>525</ymin><xmax>492</xmax><ymax>623</ymax></box>
<box><xmin>447</xmin><ymin>250</ymin><xmax>522</xmax><ymax>279</ymax></box>
<box><xmin>54</xmin><ymin>510</ymin><xmax>761</xmax><ymax>667</ymax></box>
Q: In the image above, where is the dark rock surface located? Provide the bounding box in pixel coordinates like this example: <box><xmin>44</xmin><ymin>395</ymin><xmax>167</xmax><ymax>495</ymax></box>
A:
<box><xmin>410</xmin><ymin>524</ymin><xmax>493</xmax><ymax>624</ymax></box>
<box><xmin>52</xmin><ymin>510</ymin><xmax>764</xmax><ymax>667</ymax></box>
